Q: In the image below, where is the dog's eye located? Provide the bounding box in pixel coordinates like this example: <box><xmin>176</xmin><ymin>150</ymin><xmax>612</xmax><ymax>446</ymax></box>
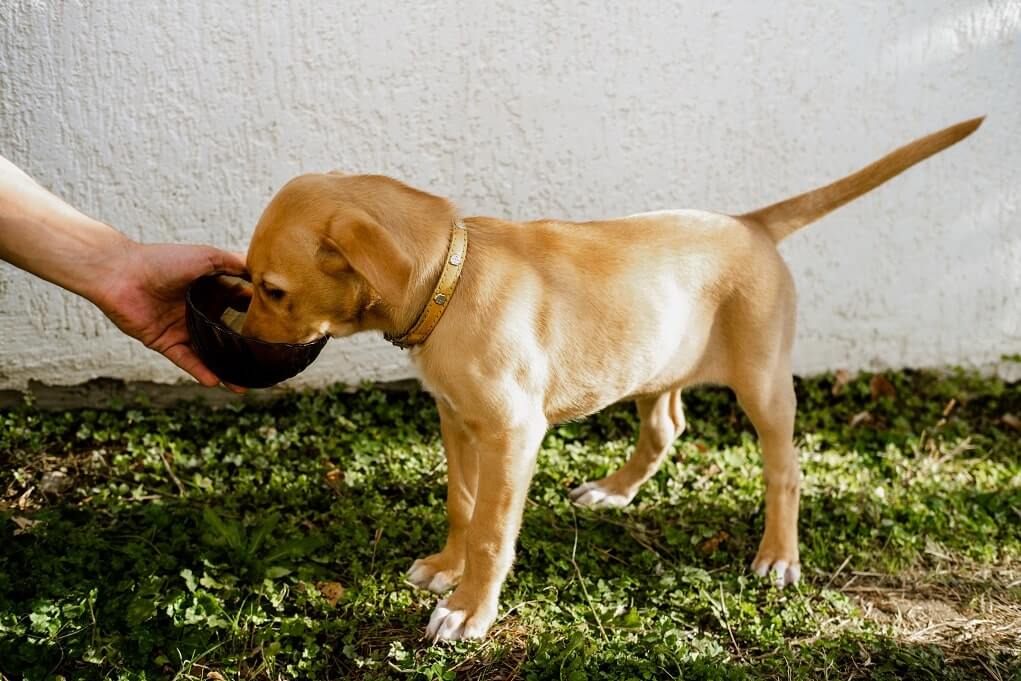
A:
<box><xmin>264</xmin><ymin>287</ymin><xmax>286</xmax><ymax>301</ymax></box>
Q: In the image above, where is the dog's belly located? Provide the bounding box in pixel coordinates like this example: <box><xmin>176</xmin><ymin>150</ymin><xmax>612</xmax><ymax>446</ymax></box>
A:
<box><xmin>541</xmin><ymin>287</ymin><xmax>718</xmax><ymax>423</ymax></box>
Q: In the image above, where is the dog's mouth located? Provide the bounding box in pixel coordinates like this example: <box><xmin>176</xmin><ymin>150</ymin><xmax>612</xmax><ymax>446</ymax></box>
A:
<box><xmin>241</xmin><ymin>316</ymin><xmax>329</xmax><ymax>345</ymax></box>
<box><xmin>304</xmin><ymin>321</ymin><xmax>333</xmax><ymax>344</ymax></box>
<box><xmin>300</xmin><ymin>329</ymin><xmax>331</xmax><ymax>344</ymax></box>
<box><xmin>228</xmin><ymin>290</ymin><xmax>332</xmax><ymax>345</ymax></box>
<box><xmin>185</xmin><ymin>274</ymin><xmax>330</xmax><ymax>388</ymax></box>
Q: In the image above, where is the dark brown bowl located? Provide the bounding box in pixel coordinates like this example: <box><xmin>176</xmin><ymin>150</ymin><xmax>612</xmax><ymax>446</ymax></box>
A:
<box><xmin>185</xmin><ymin>274</ymin><xmax>327</xmax><ymax>389</ymax></box>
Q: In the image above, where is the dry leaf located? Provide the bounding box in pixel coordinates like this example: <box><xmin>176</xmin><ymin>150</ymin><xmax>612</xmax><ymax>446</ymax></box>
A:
<box><xmin>942</xmin><ymin>398</ymin><xmax>956</xmax><ymax>417</ymax></box>
<box><xmin>324</xmin><ymin>468</ymin><xmax>344</xmax><ymax>492</ymax></box>
<box><xmin>17</xmin><ymin>486</ymin><xmax>34</xmax><ymax>510</ymax></box>
<box><xmin>11</xmin><ymin>516</ymin><xmax>40</xmax><ymax>535</ymax></box>
<box><xmin>316</xmin><ymin>581</ymin><xmax>346</xmax><ymax>606</ymax></box>
<box><xmin>39</xmin><ymin>470</ymin><xmax>72</xmax><ymax>495</ymax></box>
<box><xmin>700</xmin><ymin>530</ymin><xmax>730</xmax><ymax>554</ymax></box>
<box><xmin>1002</xmin><ymin>413</ymin><xmax>1021</xmax><ymax>432</ymax></box>
<box><xmin>869</xmin><ymin>374</ymin><xmax>896</xmax><ymax>400</ymax></box>
<box><xmin>850</xmin><ymin>410</ymin><xmax>873</xmax><ymax>427</ymax></box>
<box><xmin>832</xmin><ymin>369</ymin><xmax>851</xmax><ymax>396</ymax></box>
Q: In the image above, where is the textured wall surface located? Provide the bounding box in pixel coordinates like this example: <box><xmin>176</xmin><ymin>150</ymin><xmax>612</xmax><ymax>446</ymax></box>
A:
<box><xmin>1</xmin><ymin>0</ymin><xmax>1019</xmax><ymax>391</ymax></box>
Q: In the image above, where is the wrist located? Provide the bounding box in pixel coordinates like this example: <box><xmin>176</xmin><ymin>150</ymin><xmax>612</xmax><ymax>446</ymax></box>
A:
<box><xmin>73</xmin><ymin>220</ymin><xmax>139</xmax><ymax>309</ymax></box>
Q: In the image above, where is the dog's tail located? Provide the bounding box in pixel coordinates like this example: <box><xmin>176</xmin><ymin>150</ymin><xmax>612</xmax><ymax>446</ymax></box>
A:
<box><xmin>739</xmin><ymin>117</ymin><xmax>984</xmax><ymax>242</ymax></box>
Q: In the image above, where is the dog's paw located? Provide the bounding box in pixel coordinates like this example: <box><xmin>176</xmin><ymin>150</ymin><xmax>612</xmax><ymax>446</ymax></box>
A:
<box><xmin>406</xmin><ymin>555</ymin><xmax>462</xmax><ymax>594</ymax></box>
<box><xmin>751</xmin><ymin>551</ymin><xmax>801</xmax><ymax>588</ymax></box>
<box><xmin>425</xmin><ymin>596</ymin><xmax>497</xmax><ymax>642</ymax></box>
<box><xmin>569</xmin><ymin>480</ymin><xmax>634</xmax><ymax>509</ymax></box>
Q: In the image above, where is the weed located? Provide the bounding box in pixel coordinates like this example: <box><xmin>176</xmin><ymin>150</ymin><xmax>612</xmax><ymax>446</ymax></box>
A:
<box><xmin>1</xmin><ymin>370</ymin><xmax>1018</xmax><ymax>679</ymax></box>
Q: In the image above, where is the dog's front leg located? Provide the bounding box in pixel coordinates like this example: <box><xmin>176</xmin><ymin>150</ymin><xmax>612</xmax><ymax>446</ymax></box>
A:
<box><xmin>425</xmin><ymin>410</ymin><xmax>547</xmax><ymax>642</ymax></box>
<box><xmin>407</xmin><ymin>399</ymin><xmax>478</xmax><ymax>593</ymax></box>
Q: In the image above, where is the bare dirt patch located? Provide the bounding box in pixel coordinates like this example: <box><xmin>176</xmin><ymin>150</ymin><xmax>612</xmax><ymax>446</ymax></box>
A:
<box><xmin>842</xmin><ymin>561</ymin><xmax>1021</xmax><ymax>668</ymax></box>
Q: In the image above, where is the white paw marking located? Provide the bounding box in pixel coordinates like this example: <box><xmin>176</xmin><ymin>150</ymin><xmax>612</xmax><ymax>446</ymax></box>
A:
<box><xmin>426</xmin><ymin>600</ymin><xmax>464</xmax><ymax>641</ymax></box>
<box><xmin>752</xmin><ymin>558</ymin><xmax>801</xmax><ymax>587</ymax></box>
<box><xmin>425</xmin><ymin>599</ymin><xmax>488</xmax><ymax>642</ymax></box>
<box><xmin>569</xmin><ymin>481</ymin><xmax>634</xmax><ymax>509</ymax></box>
<box><xmin>406</xmin><ymin>560</ymin><xmax>457</xmax><ymax>594</ymax></box>
<box><xmin>428</xmin><ymin>571</ymin><xmax>456</xmax><ymax>593</ymax></box>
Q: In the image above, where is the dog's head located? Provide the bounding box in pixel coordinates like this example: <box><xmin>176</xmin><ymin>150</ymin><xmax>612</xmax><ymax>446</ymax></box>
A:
<box><xmin>242</xmin><ymin>173</ymin><xmax>450</xmax><ymax>344</ymax></box>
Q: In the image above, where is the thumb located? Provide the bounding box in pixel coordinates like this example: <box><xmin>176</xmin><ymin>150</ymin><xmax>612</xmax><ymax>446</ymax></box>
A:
<box><xmin>199</xmin><ymin>246</ymin><xmax>247</xmax><ymax>277</ymax></box>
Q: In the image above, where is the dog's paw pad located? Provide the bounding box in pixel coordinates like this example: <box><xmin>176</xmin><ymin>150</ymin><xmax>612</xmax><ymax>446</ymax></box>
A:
<box><xmin>569</xmin><ymin>481</ymin><xmax>633</xmax><ymax>509</ymax></box>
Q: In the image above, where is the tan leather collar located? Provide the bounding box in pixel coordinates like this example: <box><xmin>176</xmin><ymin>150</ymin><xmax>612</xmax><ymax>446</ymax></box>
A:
<box><xmin>384</xmin><ymin>219</ymin><xmax>468</xmax><ymax>349</ymax></box>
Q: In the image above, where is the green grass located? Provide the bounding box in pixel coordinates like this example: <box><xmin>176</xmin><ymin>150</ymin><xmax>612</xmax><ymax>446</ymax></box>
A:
<box><xmin>1</xmin><ymin>369</ymin><xmax>1019</xmax><ymax>680</ymax></box>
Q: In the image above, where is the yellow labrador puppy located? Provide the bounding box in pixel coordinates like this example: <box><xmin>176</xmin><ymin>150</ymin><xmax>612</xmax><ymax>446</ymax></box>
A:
<box><xmin>241</xmin><ymin>118</ymin><xmax>982</xmax><ymax>641</ymax></box>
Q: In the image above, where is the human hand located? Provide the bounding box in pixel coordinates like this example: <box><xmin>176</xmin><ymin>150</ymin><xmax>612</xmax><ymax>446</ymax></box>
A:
<box><xmin>0</xmin><ymin>154</ymin><xmax>250</xmax><ymax>389</ymax></box>
<box><xmin>93</xmin><ymin>241</ymin><xmax>248</xmax><ymax>390</ymax></box>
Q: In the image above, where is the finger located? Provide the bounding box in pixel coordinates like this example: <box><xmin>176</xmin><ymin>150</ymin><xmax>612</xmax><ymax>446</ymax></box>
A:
<box><xmin>161</xmin><ymin>342</ymin><xmax>220</xmax><ymax>387</ymax></box>
<box><xmin>160</xmin><ymin>324</ymin><xmax>247</xmax><ymax>392</ymax></box>
<box><xmin>222</xmin><ymin>277</ymin><xmax>253</xmax><ymax>301</ymax></box>
<box><xmin>201</xmin><ymin>246</ymin><xmax>248</xmax><ymax>276</ymax></box>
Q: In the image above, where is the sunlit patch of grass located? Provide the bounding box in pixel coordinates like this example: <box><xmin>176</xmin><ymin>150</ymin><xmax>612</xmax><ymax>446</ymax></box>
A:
<box><xmin>1</xmin><ymin>369</ymin><xmax>1018</xmax><ymax>679</ymax></box>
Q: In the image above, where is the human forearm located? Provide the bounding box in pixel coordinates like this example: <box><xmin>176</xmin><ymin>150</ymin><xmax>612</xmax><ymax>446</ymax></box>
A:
<box><xmin>0</xmin><ymin>154</ymin><xmax>130</xmax><ymax>304</ymax></box>
<box><xmin>0</xmin><ymin>154</ymin><xmax>247</xmax><ymax>388</ymax></box>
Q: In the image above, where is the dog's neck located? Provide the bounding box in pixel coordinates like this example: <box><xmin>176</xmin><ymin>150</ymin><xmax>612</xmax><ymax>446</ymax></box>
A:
<box><xmin>384</xmin><ymin>219</ymin><xmax>467</xmax><ymax>348</ymax></box>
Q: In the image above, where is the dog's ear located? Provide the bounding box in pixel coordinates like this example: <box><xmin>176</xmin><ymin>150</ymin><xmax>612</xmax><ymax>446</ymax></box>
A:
<box><xmin>319</xmin><ymin>213</ymin><xmax>412</xmax><ymax>305</ymax></box>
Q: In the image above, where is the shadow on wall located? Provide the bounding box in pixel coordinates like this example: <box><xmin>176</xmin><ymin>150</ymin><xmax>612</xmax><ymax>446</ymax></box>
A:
<box><xmin>882</xmin><ymin>1</ymin><xmax>1021</xmax><ymax>71</ymax></box>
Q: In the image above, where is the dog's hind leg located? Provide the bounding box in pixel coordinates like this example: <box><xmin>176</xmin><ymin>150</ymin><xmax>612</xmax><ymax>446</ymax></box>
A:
<box><xmin>407</xmin><ymin>398</ymin><xmax>477</xmax><ymax>593</ymax></box>
<box><xmin>732</xmin><ymin>370</ymin><xmax>801</xmax><ymax>587</ymax></box>
<box><xmin>570</xmin><ymin>389</ymin><xmax>685</xmax><ymax>508</ymax></box>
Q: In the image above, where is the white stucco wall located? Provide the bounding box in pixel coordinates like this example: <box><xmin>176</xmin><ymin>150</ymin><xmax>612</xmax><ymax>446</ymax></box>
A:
<box><xmin>1</xmin><ymin>0</ymin><xmax>1019</xmax><ymax>392</ymax></box>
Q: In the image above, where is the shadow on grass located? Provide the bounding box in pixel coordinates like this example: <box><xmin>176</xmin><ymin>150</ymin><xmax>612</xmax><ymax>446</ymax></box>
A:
<box><xmin>2</xmin><ymin>474</ymin><xmax>1017</xmax><ymax>679</ymax></box>
<box><xmin>1</xmin><ymin>370</ymin><xmax>1018</xmax><ymax>679</ymax></box>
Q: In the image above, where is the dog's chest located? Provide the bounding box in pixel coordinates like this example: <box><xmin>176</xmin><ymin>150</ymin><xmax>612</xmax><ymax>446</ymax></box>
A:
<box><xmin>407</xmin><ymin>353</ymin><xmax>449</xmax><ymax>402</ymax></box>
